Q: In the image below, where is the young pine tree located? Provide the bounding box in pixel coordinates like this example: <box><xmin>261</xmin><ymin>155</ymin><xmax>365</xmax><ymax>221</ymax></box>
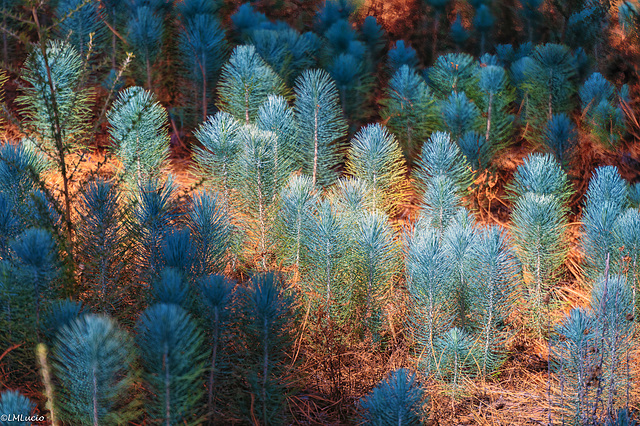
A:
<box><xmin>294</xmin><ymin>69</ymin><xmax>348</xmax><ymax>187</ymax></box>
<box><xmin>187</xmin><ymin>191</ymin><xmax>232</xmax><ymax>278</ymax></box>
<box><xmin>75</xmin><ymin>178</ymin><xmax>129</xmax><ymax>316</ymax></box>
<box><xmin>198</xmin><ymin>274</ymin><xmax>235</xmax><ymax>420</ymax></box>
<box><xmin>136</xmin><ymin>303</ymin><xmax>206</xmax><ymax>425</ymax></box>
<box><xmin>216</xmin><ymin>45</ymin><xmax>287</xmax><ymax>124</ymax></box>
<box><xmin>192</xmin><ymin>111</ymin><xmax>242</xmax><ymax>209</ymax></box>
<box><xmin>359</xmin><ymin>368</ymin><xmax>425</xmax><ymax>425</ymax></box>
<box><xmin>467</xmin><ymin>225</ymin><xmax>520</xmax><ymax>375</ymax></box>
<box><xmin>542</xmin><ymin>114</ymin><xmax>577</xmax><ymax>168</ymax></box>
<box><xmin>236</xmin><ymin>273</ymin><xmax>297</xmax><ymax>425</ymax></box>
<box><xmin>179</xmin><ymin>13</ymin><xmax>229</xmax><ymax>120</ymax></box>
<box><xmin>579</xmin><ymin>72</ymin><xmax>626</xmax><ymax>147</ymax></box>
<box><xmin>380</xmin><ymin>65</ymin><xmax>438</xmax><ymax>161</ymax></box>
<box><xmin>405</xmin><ymin>226</ymin><xmax>455</xmax><ymax>373</ymax></box>
<box><xmin>580</xmin><ymin>166</ymin><xmax>629</xmax><ymax>283</ymax></box>
<box><xmin>350</xmin><ymin>210</ymin><xmax>400</xmax><ymax>339</ymax></box>
<box><xmin>346</xmin><ymin>123</ymin><xmax>409</xmax><ymax>218</ymax></box>
<box><xmin>126</xmin><ymin>6</ymin><xmax>164</xmax><ymax>90</ymax></box>
<box><xmin>429</xmin><ymin>53</ymin><xmax>480</xmax><ymax>99</ymax></box>
<box><xmin>522</xmin><ymin>43</ymin><xmax>576</xmax><ymax>135</ymax></box>
<box><xmin>274</xmin><ymin>174</ymin><xmax>318</xmax><ymax>275</ymax></box>
<box><xmin>107</xmin><ymin>86</ymin><xmax>170</xmax><ymax>190</ymax></box>
<box><xmin>52</xmin><ymin>314</ymin><xmax>139</xmax><ymax>425</ymax></box>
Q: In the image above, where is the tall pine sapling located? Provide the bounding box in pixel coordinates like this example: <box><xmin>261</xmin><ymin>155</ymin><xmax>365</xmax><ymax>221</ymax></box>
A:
<box><xmin>542</xmin><ymin>114</ymin><xmax>577</xmax><ymax>168</ymax></box>
<box><xmin>467</xmin><ymin>225</ymin><xmax>520</xmax><ymax>375</ymax></box>
<box><xmin>136</xmin><ymin>303</ymin><xmax>206</xmax><ymax>425</ymax></box>
<box><xmin>126</xmin><ymin>6</ymin><xmax>163</xmax><ymax>89</ymax></box>
<box><xmin>75</xmin><ymin>179</ymin><xmax>128</xmax><ymax>315</ymax></box>
<box><xmin>275</xmin><ymin>174</ymin><xmax>318</xmax><ymax>275</ymax></box>
<box><xmin>52</xmin><ymin>314</ymin><xmax>139</xmax><ymax>425</ymax></box>
<box><xmin>216</xmin><ymin>45</ymin><xmax>287</xmax><ymax>124</ymax></box>
<box><xmin>294</xmin><ymin>69</ymin><xmax>348</xmax><ymax>187</ymax></box>
<box><xmin>193</xmin><ymin>111</ymin><xmax>242</xmax><ymax>209</ymax></box>
<box><xmin>107</xmin><ymin>86</ymin><xmax>170</xmax><ymax>190</ymax></box>
<box><xmin>380</xmin><ymin>65</ymin><xmax>438</xmax><ymax>161</ymax></box>
<box><xmin>580</xmin><ymin>166</ymin><xmax>629</xmax><ymax>283</ymax></box>
<box><xmin>18</xmin><ymin>40</ymin><xmax>93</xmax><ymax>241</ymax></box>
<box><xmin>579</xmin><ymin>72</ymin><xmax>626</xmax><ymax>147</ymax></box>
<box><xmin>346</xmin><ymin>123</ymin><xmax>409</xmax><ymax>218</ymax></box>
<box><xmin>199</xmin><ymin>274</ymin><xmax>235</xmax><ymax>419</ymax></box>
<box><xmin>236</xmin><ymin>273</ymin><xmax>296</xmax><ymax>425</ymax></box>
<box><xmin>179</xmin><ymin>13</ymin><xmax>228</xmax><ymax>120</ymax></box>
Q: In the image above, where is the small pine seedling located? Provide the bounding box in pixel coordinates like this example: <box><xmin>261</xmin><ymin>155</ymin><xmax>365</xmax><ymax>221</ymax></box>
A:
<box><xmin>359</xmin><ymin>368</ymin><xmax>425</xmax><ymax>425</ymax></box>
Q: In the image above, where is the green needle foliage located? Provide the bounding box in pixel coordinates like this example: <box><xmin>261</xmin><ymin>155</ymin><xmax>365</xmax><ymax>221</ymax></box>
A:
<box><xmin>590</xmin><ymin>274</ymin><xmax>635</xmax><ymax>418</ymax></box>
<box><xmin>551</xmin><ymin>307</ymin><xmax>598</xmax><ymax>425</ymax></box>
<box><xmin>328</xmin><ymin>177</ymin><xmax>376</xmax><ymax>219</ymax></box>
<box><xmin>198</xmin><ymin>274</ymin><xmax>235</xmax><ymax>420</ymax></box>
<box><xmin>275</xmin><ymin>174</ymin><xmax>319</xmax><ymax>274</ymax></box>
<box><xmin>405</xmin><ymin>226</ymin><xmax>454</xmax><ymax>373</ymax></box>
<box><xmin>107</xmin><ymin>86</ymin><xmax>170</xmax><ymax>190</ymax></box>
<box><xmin>299</xmin><ymin>199</ymin><xmax>350</xmax><ymax>320</ymax></box>
<box><xmin>614</xmin><ymin>208</ymin><xmax>640</xmax><ymax>314</ymax></box>
<box><xmin>413</xmin><ymin>132</ymin><xmax>473</xmax><ymax>232</ymax></box>
<box><xmin>442</xmin><ymin>208</ymin><xmax>478</xmax><ymax>327</ymax></box>
<box><xmin>429</xmin><ymin>53</ymin><xmax>480</xmax><ymax>99</ymax></box>
<box><xmin>350</xmin><ymin>210</ymin><xmax>400</xmax><ymax>338</ymax></box>
<box><xmin>18</xmin><ymin>40</ymin><xmax>92</xmax><ymax>163</ymax></box>
<box><xmin>233</xmin><ymin>125</ymin><xmax>281</xmax><ymax>269</ymax></box>
<box><xmin>580</xmin><ymin>166</ymin><xmax>629</xmax><ymax>283</ymax></box>
<box><xmin>188</xmin><ymin>191</ymin><xmax>232</xmax><ymax>277</ymax></box>
<box><xmin>10</xmin><ymin>228</ymin><xmax>60</xmax><ymax>330</ymax></box>
<box><xmin>440</xmin><ymin>91</ymin><xmax>483</xmax><ymax>142</ymax></box>
<box><xmin>0</xmin><ymin>390</ymin><xmax>36</xmax><ymax>425</ymax></box>
<box><xmin>136</xmin><ymin>303</ymin><xmax>206</xmax><ymax>425</ymax></box>
<box><xmin>477</xmin><ymin>65</ymin><xmax>515</xmax><ymax>168</ymax></box>
<box><xmin>359</xmin><ymin>368</ymin><xmax>425</xmax><ymax>425</ymax></box>
<box><xmin>433</xmin><ymin>327</ymin><xmax>477</xmax><ymax>398</ymax></box>
<box><xmin>294</xmin><ymin>69</ymin><xmax>348</xmax><ymax>187</ymax></box>
<box><xmin>346</xmin><ymin>123</ymin><xmax>409</xmax><ymax>218</ymax></box>
<box><xmin>468</xmin><ymin>225</ymin><xmax>520</xmax><ymax>375</ymax></box>
<box><xmin>56</xmin><ymin>0</ymin><xmax>107</xmax><ymax>58</ymax></box>
<box><xmin>52</xmin><ymin>314</ymin><xmax>139</xmax><ymax>425</ymax></box>
<box><xmin>151</xmin><ymin>267</ymin><xmax>188</xmax><ymax>306</ymax></box>
<box><xmin>179</xmin><ymin>13</ymin><xmax>229</xmax><ymax>120</ymax></box>
<box><xmin>511</xmin><ymin>192</ymin><xmax>568</xmax><ymax>335</ymax></box>
<box><xmin>217</xmin><ymin>45</ymin><xmax>287</xmax><ymax>124</ymax></box>
<box><xmin>128</xmin><ymin>177</ymin><xmax>178</xmax><ymax>287</ymax></box>
<box><xmin>413</xmin><ymin>131</ymin><xmax>474</xmax><ymax>199</ymax></box>
<box><xmin>256</xmin><ymin>95</ymin><xmax>300</xmax><ymax>190</ymax></box>
<box><xmin>236</xmin><ymin>273</ymin><xmax>296</xmax><ymax>425</ymax></box>
<box><xmin>506</xmin><ymin>153</ymin><xmax>573</xmax><ymax>204</ymax></box>
<box><xmin>380</xmin><ymin>65</ymin><xmax>439</xmax><ymax>161</ymax></box>
<box><xmin>522</xmin><ymin>43</ymin><xmax>576</xmax><ymax>134</ymax></box>
<box><xmin>193</xmin><ymin>111</ymin><xmax>242</xmax><ymax>208</ymax></box>
<box><xmin>579</xmin><ymin>72</ymin><xmax>626</xmax><ymax>148</ymax></box>
<box><xmin>75</xmin><ymin>179</ymin><xmax>128</xmax><ymax>315</ymax></box>
<box><xmin>0</xmin><ymin>143</ymin><xmax>45</xmax><ymax>216</ymax></box>
<box><xmin>127</xmin><ymin>6</ymin><xmax>163</xmax><ymax>89</ymax></box>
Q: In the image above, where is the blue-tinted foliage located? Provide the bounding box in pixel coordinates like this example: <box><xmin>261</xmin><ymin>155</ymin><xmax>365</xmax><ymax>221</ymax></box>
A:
<box><xmin>0</xmin><ymin>391</ymin><xmax>36</xmax><ymax>426</ymax></box>
<box><xmin>543</xmin><ymin>114</ymin><xmax>577</xmax><ymax>167</ymax></box>
<box><xmin>137</xmin><ymin>303</ymin><xmax>205</xmax><ymax>424</ymax></box>
<box><xmin>387</xmin><ymin>40</ymin><xmax>419</xmax><ymax>75</ymax></box>
<box><xmin>359</xmin><ymin>368</ymin><xmax>425</xmax><ymax>425</ymax></box>
<box><xmin>56</xmin><ymin>0</ymin><xmax>106</xmax><ymax>57</ymax></box>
